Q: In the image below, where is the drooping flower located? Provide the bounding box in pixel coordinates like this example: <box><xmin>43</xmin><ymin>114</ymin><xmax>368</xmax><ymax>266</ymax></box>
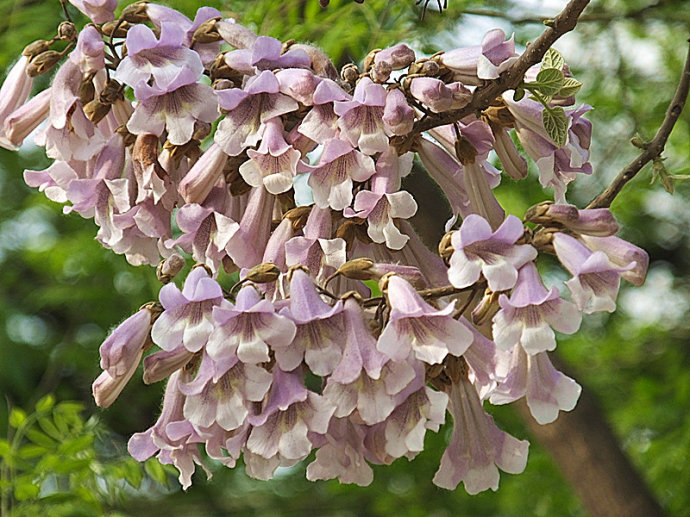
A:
<box><xmin>448</xmin><ymin>214</ymin><xmax>537</xmax><ymax>292</ymax></box>
<box><xmin>151</xmin><ymin>266</ymin><xmax>224</xmax><ymax>353</ymax></box>
<box><xmin>491</xmin><ymin>347</ymin><xmax>582</xmax><ymax>425</ymax></box>
<box><xmin>215</xmin><ymin>70</ymin><xmax>299</xmax><ymax>156</ymax></box>
<box><xmin>114</xmin><ymin>22</ymin><xmax>204</xmax><ymax>93</ymax></box>
<box><xmin>377</xmin><ymin>275</ymin><xmax>473</xmax><ymax>364</ymax></box>
<box><xmin>553</xmin><ymin>232</ymin><xmax>633</xmax><ymax>313</ymax></box>
<box><xmin>334</xmin><ymin>77</ymin><xmax>389</xmax><ymax>155</ymax></box>
<box><xmin>492</xmin><ymin>262</ymin><xmax>581</xmax><ymax>355</ymax></box>
<box><xmin>275</xmin><ymin>269</ymin><xmax>345</xmax><ymax>374</ymax></box>
<box><xmin>433</xmin><ymin>363</ymin><xmax>529</xmax><ymax>493</ymax></box>
<box><xmin>300</xmin><ymin>137</ymin><xmax>376</xmax><ymax>211</ymax></box>
<box><xmin>206</xmin><ymin>284</ymin><xmax>296</xmax><ymax>365</ymax></box>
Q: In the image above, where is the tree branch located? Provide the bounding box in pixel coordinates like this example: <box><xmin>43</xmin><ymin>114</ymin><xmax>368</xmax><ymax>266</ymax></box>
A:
<box><xmin>587</xmin><ymin>40</ymin><xmax>690</xmax><ymax>209</ymax></box>
<box><xmin>407</xmin><ymin>0</ymin><xmax>591</xmax><ymax>137</ymax></box>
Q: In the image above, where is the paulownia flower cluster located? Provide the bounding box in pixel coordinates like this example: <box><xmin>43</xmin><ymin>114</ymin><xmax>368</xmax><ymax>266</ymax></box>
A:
<box><xmin>0</xmin><ymin>0</ymin><xmax>649</xmax><ymax>493</ymax></box>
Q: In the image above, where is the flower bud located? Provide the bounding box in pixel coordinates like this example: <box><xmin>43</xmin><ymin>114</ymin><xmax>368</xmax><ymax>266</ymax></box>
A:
<box><xmin>22</xmin><ymin>40</ymin><xmax>50</xmax><ymax>59</ymax></box>
<box><xmin>471</xmin><ymin>288</ymin><xmax>501</xmax><ymax>326</ymax></box>
<box><xmin>57</xmin><ymin>22</ymin><xmax>77</xmax><ymax>41</ymax></box>
<box><xmin>341</xmin><ymin>63</ymin><xmax>359</xmax><ymax>85</ymax></box>
<box><xmin>120</xmin><ymin>1</ymin><xmax>149</xmax><ymax>23</ymax></box>
<box><xmin>192</xmin><ymin>17</ymin><xmax>222</xmax><ymax>44</ymax></box>
<box><xmin>83</xmin><ymin>99</ymin><xmax>111</xmax><ymax>124</ymax></box>
<box><xmin>101</xmin><ymin>20</ymin><xmax>130</xmax><ymax>38</ymax></box>
<box><xmin>27</xmin><ymin>51</ymin><xmax>62</xmax><ymax>77</ymax></box>
<box><xmin>245</xmin><ymin>262</ymin><xmax>281</xmax><ymax>284</ymax></box>
<box><xmin>336</xmin><ymin>258</ymin><xmax>376</xmax><ymax>281</ymax></box>
<box><xmin>157</xmin><ymin>253</ymin><xmax>186</xmax><ymax>283</ymax></box>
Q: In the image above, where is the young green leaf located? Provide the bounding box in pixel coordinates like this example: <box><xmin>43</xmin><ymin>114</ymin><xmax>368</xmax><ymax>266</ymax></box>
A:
<box><xmin>542</xmin><ymin>106</ymin><xmax>569</xmax><ymax>148</ymax></box>
<box><xmin>9</xmin><ymin>408</ymin><xmax>27</xmax><ymax>428</ymax></box>
<box><xmin>35</xmin><ymin>395</ymin><xmax>55</xmax><ymax>413</ymax></box>
<box><xmin>535</xmin><ymin>68</ymin><xmax>565</xmax><ymax>96</ymax></box>
<box><xmin>558</xmin><ymin>77</ymin><xmax>583</xmax><ymax>97</ymax></box>
<box><xmin>542</xmin><ymin>47</ymin><xmax>565</xmax><ymax>70</ymax></box>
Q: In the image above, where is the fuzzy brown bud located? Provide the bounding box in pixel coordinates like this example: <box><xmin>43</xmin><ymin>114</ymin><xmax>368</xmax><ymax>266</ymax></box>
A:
<box><xmin>471</xmin><ymin>288</ymin><xmax>502</xmax><ymax>326</ymax></box>
<box><xmin>283</xmin><ymin>206</ymin><xmax>312</xmax><ymax>232</ymax></box>
<box><xmin>99</xmin><ymin>80</ymin><xmax>123</xmax><ymax>105</ymax></box>
<box><xmin>79</xmin><ymin>80</ymin><xmax>96</xmax><ymax>105</ymax></box>
<box><xmin>22</xmin><ymin>40</ymin><xmax>51</xmax><ymax>59</ymax></box>
<box><xmin>245</xmin><ymin>263</ymin><xmax>281</xmax><ymax>284</ymax></box>
<box><xmin>337</xmin><ymin>258</ymin><xmax>376</xmax><ymax>281</ymax></box>
<box><xmin>120</xmin><ymin>2</ymin><xmax>149</xmax><ymax>23</ymax></box>
<box><xmin>27</xmin><ymin>51</ymin><xmax>62</xmax><ymax>77</ymax></box>
<box><xmin>157</xmin><ymin>254</ymin><xmax>186</xmax><ymax>284</ymax></box>
<box><xmin>101</xmin><ymin>20</ymin><xmax>130</xmax><ymax>38</ymax></box>
<box><xmin>341</xmin><ymin>63</ymin><xmax>360</xmax><ymax>85</ymax></box>
<box><xmin>192</xmin><ymin>18</ymin><xmax>222</xmax><ymax>44</ymax></box>
<box><xmin>83</xmin><ymin>99</ymin><xmax>111</xmax><ymax>124</ymax></box>
<box><xmin>57</xmin><ymin>21</ymin><xmax>77</xmax><ymax>41</ymax></box>
<box><xmin>454</xmin><ymin>136</ymin><xmax>478</xmax><ymax>165</ymax></box>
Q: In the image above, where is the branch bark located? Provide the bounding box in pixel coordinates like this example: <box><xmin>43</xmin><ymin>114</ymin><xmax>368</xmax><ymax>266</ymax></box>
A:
<box><xmin>515</xmin><ymin>358</ymin><xmax>666</xmax><ymax>517</ymax></box>
<box><xmin>587</xmin><ymin>40</ymin><xmax>690</xmax><ymax>209</ymax></box>
<box><xmin>407</xmin><ymin>0</ymin><xmax>591</xmax><ymax>136</ymax></box>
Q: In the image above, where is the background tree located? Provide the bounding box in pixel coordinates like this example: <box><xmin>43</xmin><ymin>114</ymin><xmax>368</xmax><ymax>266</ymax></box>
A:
<box><xmin>0</xmin><ymin>0</ymin><xmax>688</xmax><ymax>515</ymax></box>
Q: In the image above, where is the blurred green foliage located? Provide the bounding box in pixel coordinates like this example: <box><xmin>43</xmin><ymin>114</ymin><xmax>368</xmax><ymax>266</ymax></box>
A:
<box><xmin>0</xmin><ymin>0</ymin><xmax>689</xmax><ymax>515</ymax></box>
<box><xmin>0</xmin><ymin>395</ymin><xmax>173</xmax><ymax>516</ymax></box>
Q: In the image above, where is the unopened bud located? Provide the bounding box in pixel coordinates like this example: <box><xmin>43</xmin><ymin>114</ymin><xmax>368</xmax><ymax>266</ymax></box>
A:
<box><xmin>101</xmin><ymin>20</ymin><xmax>130</xmax><ymax>38</ymax></box>
<box><xmin>422</xmin><ymin>60</ymin><xmax>440</xmax><ymax>76</ymax></box>
<box><xmin>245</xmin><ymin>263</ymin><xmax>281</xmax><ymax>284</ymax></box>
<box><xmin>337</xmin><ymin>258</ymin><xmax>375</xmax><ymax>281</ymax></box>
<box><xmin>157</xmin><ymin>254</ymin><xmax>185</xmax><ymax>284</ymax></box>
<box><xmin>213</xmin><ymin>78</ymin><xmax>235</xmax><ymax>90</ymax></box>
<box><xmin>27</xmin><ymin>51</ymin><xmax>62</xmax><ymax>77</ymax></box>
<box><xmin>116</xmin><ymin>125</ymin><xmax>137</xmax><ymax>147</ymax></box>
<box><xmin>363</xmin><ymin>49</ymin><xmax>380</xmax><ymax>72</ymax></box>
<box><xmin>57</xmin><ymin>21</ymin><xmax>77</xmax><ymax>41</ymax></box>
<box><xmin>79</xmin><ymin>79</ymin><xmax>96</xmax><ymax>105</ymax></box>
<box><xmin>454</xmin><ymin>136</ymin><xmax>478</xmax><ymax>165</ymax></box>
<box><xmin>341</xmin><ymin>63</ymin><xmax>360</xmax><ymax>84</ymax></box>
<box><xmin>438</xmin><ymin>231</ymin><xmax>455</xmax><ymax>263</ymax></box>
<box><xmin>193</xmin><ymin>121</ymin><xmax>212</xmax><ymax>141</ymax></box>
<box><xmin>22</xmin><ymin>40</ymin><xmax>51</xmax><ymax>59</ymax></box>
<box><xmin>120</xmin><ymin>1</ymin><xmax>149</xmax><ymax>23</ymax></box>
<box><xmin>192</xmin><ymin>17</ymin><xmax>222</xmax><ymax>44</ymax></box>
<box><xmin>283</xmin><ymin>206</ymin><xmax>312</xmax><ymax>232</ymax></box>
<box><xmin>471</xmin><ymin>288</ymin><xmax>502</xmax><ymax>326</ymax></box>
<box><xmin>99</xmin><ymin>80</ymin><xmax>123</xmax><ymax>105</ymax></box>
<box><xmin>83</xmin><ymin>99</ymin><xmax>111</xmax><ymax>124</ymax></box>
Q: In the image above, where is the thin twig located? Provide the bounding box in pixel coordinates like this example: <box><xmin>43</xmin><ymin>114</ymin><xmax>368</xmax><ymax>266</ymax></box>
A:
<box><xmin>587</xmin><ymin>40</ymin><xmax>690</xmax><ymax>209</ymax></box>
<box><xmin>402</xmin><ymin>0</ymin><xmax>591</xmax><ymax>140</ymax></box>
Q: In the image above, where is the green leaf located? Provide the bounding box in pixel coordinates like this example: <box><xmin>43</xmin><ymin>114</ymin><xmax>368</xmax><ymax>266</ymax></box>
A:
<box><xmin>558</xmin><ymin>77</ymin><xmax>583</xmax><ymax>97</ymax></box>
<box><xmin>534</xmin><ymin>68</ymin><xmax>565</xmax><ymax>96</ymax></box>
<box><xmin>35</xmin><ymin>394</ymin><xmax>55</xmax><ymax>413</ymax></box>
<box><xmin>513</xmin><ymin>87</ymin><xmax>526</xmax><ymax>101</ymax></box>
<box><xmin>542</xmin><ymin>106</ymin><xmax>568</xmax><ymax>148</ymax></box>
<box><xmin>0</xmin><ymin>439</ymin><xmax>11</xmax><ymax>458</ymax></box>
<box><xmin>542</xmin><ymin>47</ymin><xmax>565</xmax><ymax>70</ymax></box>
<box><xmin>145</xmin><ymin>458</ymin><xmax>170</xmax><ymax>485</ymax></box>
<box><xmin>25</xmin><ymin>428</ymin><xmax>56</xmax><ymax>448</ymax></box>
<box><xmin>17</xmin><ymin>444</ymin><xmax>49</xmax><ymax>459</ymax></box>
<box><xmin>58</xmin><ymin>434</ymin><xmax>94</xmax><ymax>456</ymax></box>
<box><xmin>9</xmin><ymin>408</ymin><xmax>27</xmax><ymax>428</ymax></box>
<box><xmin>120</xmin><ymin>461</ymin><xmax>144</xmax><ymax>489</ymax></box>
<box><xmin>14</xmin><ymin>474</ymin><xmax>40</xmax><ymax>501</ymax></box>
<box><xmin>38</xmin><ymin>416</ymin><xmax>63</xmax><ymax>441</ymax></box>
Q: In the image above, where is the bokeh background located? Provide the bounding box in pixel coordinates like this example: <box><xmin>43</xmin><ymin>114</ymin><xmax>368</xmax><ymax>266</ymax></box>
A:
<box><xmin>1</xmin><ymin>0</ymin><xmax>688</xmax><ymax>515</ymax></box>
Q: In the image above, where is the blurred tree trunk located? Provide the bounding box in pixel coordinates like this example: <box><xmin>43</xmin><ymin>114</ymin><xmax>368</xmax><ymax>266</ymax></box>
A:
<box><xmin>407</xmin><ymin>167</ymin><xmax>666</xmax><ymax>517</ymax></box>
